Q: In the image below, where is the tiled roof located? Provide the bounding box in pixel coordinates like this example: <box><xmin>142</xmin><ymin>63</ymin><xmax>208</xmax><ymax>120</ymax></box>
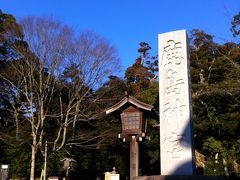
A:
<box><xmin>106</xmin><ymin>95</ymin><xmax>153</xmax><ymax>114</ymax></box>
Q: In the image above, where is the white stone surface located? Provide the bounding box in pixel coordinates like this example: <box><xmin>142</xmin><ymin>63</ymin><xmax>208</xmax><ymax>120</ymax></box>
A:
<box><xmin>158</xmin><ymin>30</ymin><xmax>194</xmax><ymax>175</ymax></box>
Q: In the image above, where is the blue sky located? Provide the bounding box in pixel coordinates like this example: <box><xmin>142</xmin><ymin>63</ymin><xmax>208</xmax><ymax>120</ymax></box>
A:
<box><xmin>0</xmin><ymin>0</ymin><xmax>239</xmax><ymax>77</ymax></box>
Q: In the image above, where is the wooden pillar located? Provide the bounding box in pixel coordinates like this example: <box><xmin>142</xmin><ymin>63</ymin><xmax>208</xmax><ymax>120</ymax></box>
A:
<box><xmin>130</xmin><ymin>136</ymin><xmax>139</xmax><ymax>180</ymax></box>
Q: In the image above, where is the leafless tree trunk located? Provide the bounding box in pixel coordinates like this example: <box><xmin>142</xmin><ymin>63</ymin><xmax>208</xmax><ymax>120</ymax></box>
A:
<box><xmin>0</xmin><ymin>16</ymin><xmax>119</xmax><ymax>180</ymax></box>
<box><xmin>16</xmin><ymin>16</ymin><xmax>119</xmax><ymax>180</ymax></box>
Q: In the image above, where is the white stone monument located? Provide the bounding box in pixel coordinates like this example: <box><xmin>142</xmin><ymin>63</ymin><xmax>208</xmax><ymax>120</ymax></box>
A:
<box><xmin>158</xmin><ymin>30</ymin><xmax>195</xmax><ymax>175</ymax></box>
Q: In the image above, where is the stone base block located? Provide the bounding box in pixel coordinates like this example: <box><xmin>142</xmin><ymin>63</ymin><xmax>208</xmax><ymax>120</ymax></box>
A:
<box><xmin>133</xmin><ymin>175</ymin><xmax>235</xmax><ymax>180</ymax></box>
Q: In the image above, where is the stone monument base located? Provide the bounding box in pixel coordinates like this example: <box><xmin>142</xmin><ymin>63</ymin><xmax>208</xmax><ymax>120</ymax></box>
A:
<box><xmin>133</xmin><ymin>175</ymin><xmax>232</xmax><ymax>180</ymax></box>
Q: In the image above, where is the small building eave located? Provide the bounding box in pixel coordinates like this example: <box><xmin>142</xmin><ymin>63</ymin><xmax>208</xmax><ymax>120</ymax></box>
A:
<box><xmin>106</xmin><ymin>95</ymin><xmax>153</xmax><ymax>114</ymax></box>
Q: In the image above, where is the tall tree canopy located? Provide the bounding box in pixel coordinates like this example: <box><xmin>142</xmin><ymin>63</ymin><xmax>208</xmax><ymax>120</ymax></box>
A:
<box><xmin>189</xmin><ymin>25</ymin><xmax>240</xmax><ymax>176</ymax></box>
<box><xmin>125</xmin><ymin>42</ymin><xmax>158</xmax><ymax>93</ymax></box>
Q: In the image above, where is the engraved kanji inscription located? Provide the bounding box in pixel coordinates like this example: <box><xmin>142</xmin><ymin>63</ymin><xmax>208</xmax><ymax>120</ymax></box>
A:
<box><xmin>162</xmin><ymin>40</ymin><xmax>184</xmax><ymax>67</ymax></box>
<box><xmin>163</xmin><ymin>99</ymin><xmax>186</xmax><ymax>128</ymax></box>
<box><xmin>165</xmin><ymin>69</ymin><xmax>184</xmax><ymax>97</ymax></box>
<box><xmin>163</xmin><ymin>132</ymin><xmax>186</xmax><ymax>160</ymax></box>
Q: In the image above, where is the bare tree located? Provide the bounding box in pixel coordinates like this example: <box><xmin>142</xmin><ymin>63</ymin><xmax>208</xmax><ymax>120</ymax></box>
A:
<box><xmin>0</xmin><ymin>16</ymin><xmax>120</xmax><ymax>180</ymax></box>
<box><xmin>52</xmin><ymin>30</ymin><xmax>120</xmax><ymax>151</ymax></box>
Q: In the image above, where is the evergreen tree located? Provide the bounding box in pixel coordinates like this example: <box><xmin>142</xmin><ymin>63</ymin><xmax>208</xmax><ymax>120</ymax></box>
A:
<box><xmin>189</xmin><ymin>28</ymin><xmax>240</xmax><ymax>176</ymax></box>
<box><xmin>125</xmin><ymin>42</ymin><xmax>158</xmax><ymax>94</ymax></box>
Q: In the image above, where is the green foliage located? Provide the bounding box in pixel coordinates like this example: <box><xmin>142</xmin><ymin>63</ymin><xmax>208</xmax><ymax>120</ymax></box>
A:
<box><xmin>204</xmin><ymin>160</ymin><xmax>226</xmax><ymax>176</ymax></box>
<box><xmin>3</xmin><ymin>143</ymin><xmax>31</xmax><ymax>178</ymax></box>
<box><xmin>46</xmin><ymin>151</ymin><xmax>66</xmax><ymax>176</ymax></box>
<box><xmin>190</xmin><ymin>23</ymin><xmax>240</xmax><ymax>176</ymax></box>
<box><xmin>0</xmin><ymin>10</ymin><xmax>25</xmax><ymax>63</ymax></box>
<box><xmin>203</xmin><ymin>137</ymin><xmax>226</xmax><ymax>156</ymax></box>
<box><xmin>0</xmin><ymin>10</ymin><xmax>23</xmax><ymax>42</ymax></box>
<box><xmin>135</xmin><ymin>82</ymin><xmax>158</xmax><ymax>105</ymax></box>
<box><xmin>134</xmin><ymin>80</ymin><xmax>160</xmax><ymax>175</ymax></box>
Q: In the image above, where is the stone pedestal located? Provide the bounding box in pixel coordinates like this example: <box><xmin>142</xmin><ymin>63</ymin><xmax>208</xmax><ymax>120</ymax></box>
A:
<box><xmin>133</xmin><ymin>175</ymin><xmax>228</xmax><ymax>180</ymax></box>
